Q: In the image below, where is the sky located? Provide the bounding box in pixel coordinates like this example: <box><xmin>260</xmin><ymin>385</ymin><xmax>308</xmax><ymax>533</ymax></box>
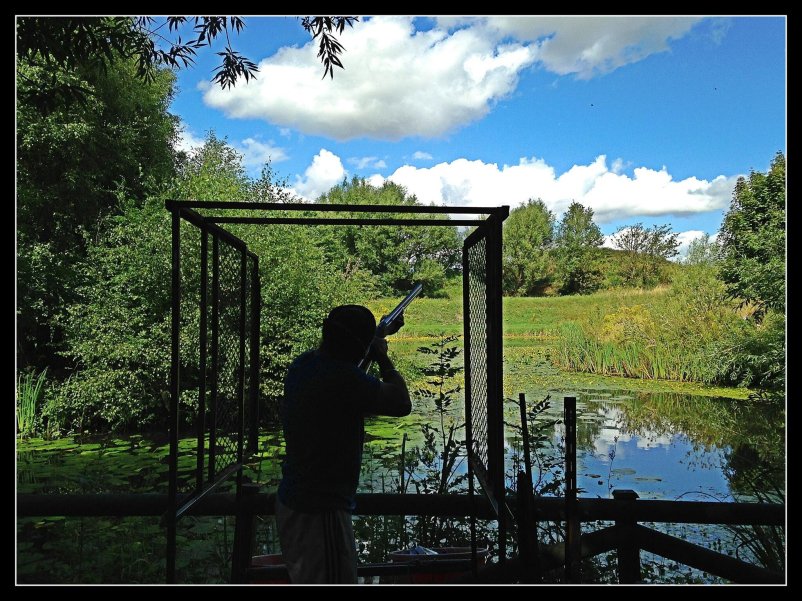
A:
<box><xmin>170</xmin><ymin>16</ymin><xmax>786</xmax><ymax>257</ymax></box>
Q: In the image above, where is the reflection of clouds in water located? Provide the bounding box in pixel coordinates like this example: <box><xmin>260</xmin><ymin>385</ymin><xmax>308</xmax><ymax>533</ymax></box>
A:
<box><xmin>553</xmin><ymin>403</ymin><xmax>680</xmax><ymax>461</ymax></box>
<box><xmin>636</xmin><ymin>433</ymin><xmax>674</xmax><ymax>449</ymax></box>
<box><xmin>593</xmin><ymin>434</ymin><xmax>629</xmax><ymax>463</ymax></box>
<box><xmin>596</xmin><ymin>404</ymin><xmax>677</xmax><ymax>450</ymax></box>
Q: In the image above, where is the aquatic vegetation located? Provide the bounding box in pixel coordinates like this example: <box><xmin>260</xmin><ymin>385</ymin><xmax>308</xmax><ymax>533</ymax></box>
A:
<box><xmin>17</xmin><ymin>368</ymin><xmax>47</xmax><ymax>437</ymax></box>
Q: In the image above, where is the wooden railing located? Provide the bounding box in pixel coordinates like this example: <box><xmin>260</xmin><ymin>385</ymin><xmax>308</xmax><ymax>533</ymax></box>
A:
<box><xmin>17</xmin><ymin>489</ymin><xmax>784</xmax><ymax>583</ymax></box>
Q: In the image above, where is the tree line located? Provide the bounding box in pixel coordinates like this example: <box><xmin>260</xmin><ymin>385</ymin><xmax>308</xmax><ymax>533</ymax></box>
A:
<box><xmin>502</xmin><ymin>199</ymin><xmax>683</xmax><ymax>296</ymax></box>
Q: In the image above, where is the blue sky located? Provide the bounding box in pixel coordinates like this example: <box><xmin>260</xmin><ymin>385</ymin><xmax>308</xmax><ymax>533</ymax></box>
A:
<box><xmin>170</xmin><ymin>16</ymin><xmax>786</xmax><ymax>255</ymax></box>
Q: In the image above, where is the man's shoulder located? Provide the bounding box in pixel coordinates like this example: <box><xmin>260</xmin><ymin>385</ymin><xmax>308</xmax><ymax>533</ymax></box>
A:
<box><xmin>289</xmin><ymin>350</ymin><xmax>379</xmax><ymax>387</ymax></box>
<box><xmin>288</xmin><ymin>349</ymin><xmax>316</xmax><ymax>370</ymax></box>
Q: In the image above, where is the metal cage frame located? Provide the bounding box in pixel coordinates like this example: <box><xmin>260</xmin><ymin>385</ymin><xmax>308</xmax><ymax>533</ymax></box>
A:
<box><xmin>166</xmin><ymin>200</ymin><xmax>508</xmax><ymax>582</ymax></box>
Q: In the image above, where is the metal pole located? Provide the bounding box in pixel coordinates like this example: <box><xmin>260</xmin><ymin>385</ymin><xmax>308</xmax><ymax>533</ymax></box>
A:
<box><xmin>236</xmin><ymin>249</ymin><xmax>247</xmax><ymax>498</ymax></box>
<box><xmin>208</xmin><ymin>217</ymin><xmax>483</xmax><ymax>227</ymax></box>
<box><xmin>165</xmin><ymin>199</ymin><xmax>506</xmax><ymax>214</ymax></box>
<box><xmin>248</xmin><ymin>256</ymin><xmax>260</xmax><ymax>455</ymax></box>
<box><xmin>518</xmin><ymin>392</ymin><xmax>541</xmax><ymax>582</ymax></box>
<box><xmin>488</xmin><ymin>215</ymin><xmax>506</xmax><ymax>562</ymax></box>
<box><xmin>167</xmin><ymin>210</ymin><xmax>181</xmax><ymax>584</ymax></box>
<box><xmin>462</xmin><ymin>240</ymin><xmax>477</xmax><ymax>575</ymax></box>
<box><xmin>196</xmin><ymin>230</ymin><xmax>208</xmax><ymax>491</ymax></box>
<box><xmin>208</xmin><ymin>235</ymin><xmax>220</xmax><ymax>481</ymax></box>
<box><xmin>518</xmin><ymin>393</ymin><xmax>533</xmax><ymax>487</ymax></box>
<box><xmin>231</xmin><ymin>483</ymin><xmax>259</xmax><ymax>583</ymax></box>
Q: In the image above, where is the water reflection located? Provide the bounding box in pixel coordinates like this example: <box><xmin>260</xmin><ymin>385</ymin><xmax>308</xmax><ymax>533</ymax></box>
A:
<box><xmin>500</xmin><ymin>390</ymin><xmax>784</xmax><ymax>502</ymax></box>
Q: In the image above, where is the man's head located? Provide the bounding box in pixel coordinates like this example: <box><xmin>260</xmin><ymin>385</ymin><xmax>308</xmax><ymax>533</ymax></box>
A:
<box><xmin>321</xmin><ymin>305</ymin><xmax>376</xmax><ymax>364</ymax></box>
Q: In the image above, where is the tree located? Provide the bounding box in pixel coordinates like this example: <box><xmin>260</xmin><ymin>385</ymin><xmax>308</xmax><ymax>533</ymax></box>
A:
<box><xmin>502</xmin><ymin>199</ymin><xmax>555</xmax><ymax>295</ymax></box>
<box><xmin>553</xmin><ymin>201</ymin><xmax>604</xmax><ymax>294</ymax></box>
<box><xmin>667</xmin><ymin>234</ymin><xmax>731</xmax><ymax>347</ymax></box>
<box><xmin>52</xmin><ymin>196</ymin><xmax>173</xmax><ymax>432</ymax></box>
<box><xmin>51</xmin><ymin>137</ymin><xmax>375</xmax><ymax>432</ymax></box>
<box><xmin>173</xmin><ymin>132</ymin><xmax>251</xmax><ymax>201</ymax></box>
<box><xmin>17</xmin><ymin>16</ymin><xmax>357</xmax><ymax>111</ymax></box>
<box><xmin>317</xmin><ymin>178</ymin><xmax>463</xmax><ymax>296</ymax></box>
<box><xmin>684</xmin><ymin>234</ymin><xmax>721</xmax><ymax>267</ymax></box>
<box><xmin>17</xmin><ymin>55</ymin><xmax>179</xmax><ymax>373</ymax></box>
<box><xmin>718</xmin><ymin>152</ymin><xmax>786</xmax><ymax>316</ymax></box>
<box><xmin>610</xmin><ymin>223</ymin><xmax>679</xmax><ymax>287</ymax></box>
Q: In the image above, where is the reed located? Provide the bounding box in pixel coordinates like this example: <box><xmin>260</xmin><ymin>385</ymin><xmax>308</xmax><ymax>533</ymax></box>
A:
<box><xmin>17</xmin><ymin>368</ymin><xmax>47</xmax><ymax>436</ymax></box>
<box><xmin>554</xmin><ymin>324</ymin><xmax>718</xmax><ymax>384</ymax></box>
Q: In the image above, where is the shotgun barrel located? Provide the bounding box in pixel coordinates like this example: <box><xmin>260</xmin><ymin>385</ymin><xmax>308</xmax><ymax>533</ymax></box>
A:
<box><xmin>359</xmin><ymin>283</ymin><xmax>423</xmax><ymax>371</ymax></box>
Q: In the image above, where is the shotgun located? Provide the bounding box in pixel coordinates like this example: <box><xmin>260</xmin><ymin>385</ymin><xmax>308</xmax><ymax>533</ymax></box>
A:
<box><xmin>359</xmin><ymin>282</ymin><xmax>423</xmax><ymax>372</ymax></box>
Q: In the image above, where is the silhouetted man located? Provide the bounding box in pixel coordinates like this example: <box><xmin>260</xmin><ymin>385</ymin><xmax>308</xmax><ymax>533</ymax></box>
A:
<box><xmin>276</xmin><ymin>304</ymin><xmax>411</xmax><ymax>584</ymax></box>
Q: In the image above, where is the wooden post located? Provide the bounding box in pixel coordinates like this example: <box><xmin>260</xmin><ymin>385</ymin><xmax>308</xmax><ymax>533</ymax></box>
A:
<box><xmin>613</xmin><ymin>489</ymin><xmax>640</xmax><ymax>583</ymax></box>
<box><xmin>231</xmin><ymin>483</ymin><xmax>259</xmax><ymax>583</ymax></box>
<box><xmin>517</xmin><ymin>393</ymin><xmax>541</xmax><ymax>583</ymax></box>
<box><xmin>564</xmin><ymin>396</ymin><xmax>580</xmax><ymax>583</ymax></box>
<box><xmin>516</xmin><ymin>470</ymin><xmax>531</xmax><ymax>579</ymax></box>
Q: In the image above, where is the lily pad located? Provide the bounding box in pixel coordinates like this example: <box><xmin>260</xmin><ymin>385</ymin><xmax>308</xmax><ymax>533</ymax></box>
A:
<box><xmin>612</xmin><ymin>467</ymin><xmax>637</xmax><ymax>476</ymax></box>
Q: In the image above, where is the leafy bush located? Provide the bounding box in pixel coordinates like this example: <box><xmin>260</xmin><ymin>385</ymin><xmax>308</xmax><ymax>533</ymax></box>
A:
<box><xmin>708</xmin><ymin>311</ymin><xmax>785</xmax><ymax>391</ymax></box>
<box><xmin>553</xmin><ymin>258</ymin><xmax>784</xmax><ymax>389</ymax></box>
<box><xmin>52</xmin><ymin>197</ymin><xmax>172</xmax><ymax>432</ymax></box>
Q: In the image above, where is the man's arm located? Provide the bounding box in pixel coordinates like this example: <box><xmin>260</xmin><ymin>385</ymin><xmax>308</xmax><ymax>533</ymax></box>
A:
<box><xmin>368</xmin><ymin>338</ymin><xmax>411</xmax><ymax>417</ymax></box>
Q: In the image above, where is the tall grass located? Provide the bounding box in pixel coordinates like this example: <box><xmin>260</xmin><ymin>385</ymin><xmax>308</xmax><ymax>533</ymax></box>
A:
<box><xmin>371</xmin><ymin>276</ymin><xmax>781</xmax><ymax>389</ymax></box>
<box><xmin>17</xmin><ymin>368</ymin><xmax>47</xmax><ymax>436</ymax></box>
<box><xmin>555</xmin><ymin>322</ymin><xmax>716</xmax><ymax>383</ymax></box>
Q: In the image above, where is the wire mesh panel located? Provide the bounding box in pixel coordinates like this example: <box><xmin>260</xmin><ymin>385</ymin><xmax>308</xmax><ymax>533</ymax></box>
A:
<box><xmin>176</xmin><ymin>219</ymin><xmax>204</xmax><ymax>495</ymax></box>
<box><xmin>465</xmin><ymin>234</ymin><xmax>490</xmax><ymax>483</ymax></box>
<box><xmin>208</xmin><ymin>237</ymin><xmax>245</xmax><ymax>479</ymax></box>
<box><xmin>175</xmin><ymin>227</ymin><xmax>259</xmax><ymax>490</ymax></box>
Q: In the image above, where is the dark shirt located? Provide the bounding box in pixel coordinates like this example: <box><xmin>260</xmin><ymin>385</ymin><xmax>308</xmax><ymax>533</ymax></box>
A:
<box><xmin>278</xmin><ymin>350</ymin><xmax>381</xmax><ymax>513</ymax></box>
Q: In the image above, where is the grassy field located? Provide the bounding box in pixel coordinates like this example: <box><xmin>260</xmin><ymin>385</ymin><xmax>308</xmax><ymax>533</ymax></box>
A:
<box><xmin>366</xmin><ymin>284</ymin><xmax>750</xmax><ymax>400</ymax></box>
<box><xmin>367</xmin><ymin>282</ymin><xmax>671</xmax><ymax>339</ymax></box>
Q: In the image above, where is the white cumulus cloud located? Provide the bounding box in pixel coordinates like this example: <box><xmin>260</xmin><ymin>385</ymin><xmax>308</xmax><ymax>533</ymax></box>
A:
<box><xmin>174</xmin><ymin>124</ymin><xmax>287</xmax><ymax>173</ymax></box>
<box><xmin>477</xmin><ymin>16</ymin><xmax>701</xmax><ymax>79</ymax></box>
<box><xmin>348</xmin><ymin>156</ymin><xmax>387</xmax><ymax>170</ymax></box>
<box><xmin>202</xmin><ymin>16</ymin><xmax>704</xmax><ymax>140</ymax></box>
<box><xmin>290</xmin><ymin>149</ymin><xmax>347</xmax><ymax>200</ymax></box>
<box><xmin>236</xmin><ymin>137</ymin><xmax>288</xmax><ymax>170</ymax></box>
<box><xmin>202</xmin><ymin>16</ymin><xmax>536</xmax><ymax>140</ymax></box>
<box><xmin>364</xmin><ymin>153</ymin><xmax>738</xmax><ymax>223</ymax></box>
<box><xmin>412</xmin><ymin>151</ymin><xmax>434</xmax><ymax>161</ymax></box>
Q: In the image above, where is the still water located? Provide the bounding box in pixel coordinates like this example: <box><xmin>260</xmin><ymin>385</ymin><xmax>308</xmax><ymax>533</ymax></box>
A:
<box><xmin>17</xmin><ymin>387</ymin><xmax>784</xmax><ymax>582</ymax></box>
<box><xmin>360</xmin><ymin>387</ymin><xmax>783</xmax><ymax>503</ymax></box>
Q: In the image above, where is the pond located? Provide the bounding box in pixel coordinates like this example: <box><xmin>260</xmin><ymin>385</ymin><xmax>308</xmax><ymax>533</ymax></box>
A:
<box><xmin>17</xmin><ymin>384</ymin><xmax>784</xmax><ymax>583</ymax></box>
